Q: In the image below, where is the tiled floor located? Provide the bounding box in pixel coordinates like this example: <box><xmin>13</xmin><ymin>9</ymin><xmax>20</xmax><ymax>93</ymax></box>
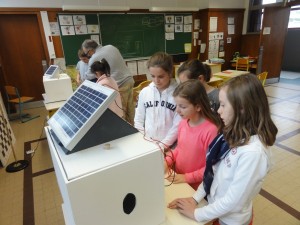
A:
<box><xmin>0</xmin><ymin>74</ymin><xmax>300</xmax><ymax>225</ymax></box>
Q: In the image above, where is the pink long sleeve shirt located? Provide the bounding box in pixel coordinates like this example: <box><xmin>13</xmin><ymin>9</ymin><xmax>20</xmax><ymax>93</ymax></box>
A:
<box><xmin>166</xmin><ymin>119</ymin><xmax>218</xmax><ymax>190</ymax></box>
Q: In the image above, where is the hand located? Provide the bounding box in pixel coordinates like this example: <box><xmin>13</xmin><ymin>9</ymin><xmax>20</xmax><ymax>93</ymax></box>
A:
<box><xmin>168</xmin><ymin>197</ymin><xmax>197</xmax><ymax>220</ymax></box>
<box><xmin>166</xmin><ymin>172</ymin><xmax>186</xmax><ymax>184</ymax></box>
<box><xmin>176</xmin><ymin>198</ymin><xmax>197</xmax><ymax>220</ymax></box>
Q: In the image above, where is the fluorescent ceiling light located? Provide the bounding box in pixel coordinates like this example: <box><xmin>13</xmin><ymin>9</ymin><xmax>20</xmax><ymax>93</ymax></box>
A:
<box><xmin>149</xmin><ymin>7</ymin><xmax>199</xmax><ymax>12</ymax></box>
<box><xmin>62</xmin><ymin>5</ymin><xmax>130</xmax><ymax>11</ymax></box>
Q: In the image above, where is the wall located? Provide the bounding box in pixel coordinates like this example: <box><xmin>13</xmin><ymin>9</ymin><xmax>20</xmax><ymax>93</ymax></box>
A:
<box><xmin>0</xmin><ymin>0</ymin><xmax>245</xmax><ymax>10</ymax></box>
<box><xmin>209</xmin><ymin>0</ymin><xmax>245</xmax><ymax>8</ymax></box>
<box><xmin>282</xmin><ymin>28</ymin><xmax>300</xmax><ymax>72</ymax></box>
<box><xmin>197</xmin><ymin>8</ymin><xmax>245</xmax><ymax>70</ymax></box>
<box><xmin>240</xmin><ymin>33</ymin><xmax>260</xmax><ymax>57</ymax></box>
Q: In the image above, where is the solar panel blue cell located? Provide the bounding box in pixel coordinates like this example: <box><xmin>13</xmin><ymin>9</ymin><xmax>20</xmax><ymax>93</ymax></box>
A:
<box><xmin>48</xmin><ymin>80</ymin><xmax>117</xmax><ymax>151</ymax></box>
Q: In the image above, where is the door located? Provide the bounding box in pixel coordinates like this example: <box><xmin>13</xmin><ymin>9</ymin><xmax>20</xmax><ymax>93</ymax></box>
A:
<box><xmin>260</xmin><ymin>6</ymin><xmax>290</xmax><ymax>79</ymax></box>
<box><xmin>0</xmin><ymin>14</ymin><xmax>47</xmax><ymax>101</ymax></box>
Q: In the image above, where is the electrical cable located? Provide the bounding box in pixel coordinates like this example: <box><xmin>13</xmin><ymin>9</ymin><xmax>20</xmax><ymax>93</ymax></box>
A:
<box><xmin>27</xmin><ymin>117</ymin><xmax>47</xmax><ymax>161</ymax></box>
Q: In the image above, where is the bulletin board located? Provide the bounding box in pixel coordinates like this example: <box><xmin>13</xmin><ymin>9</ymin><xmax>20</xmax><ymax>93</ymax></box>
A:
<box><xmin>58</xmin><ymin>13</ymin><xmax>100</xmax><ymax>65</ymax></box>
<box><xmin>165</xmin><ymin>14</ymin><xmax>193</xmax><ymax>54</ymax></box>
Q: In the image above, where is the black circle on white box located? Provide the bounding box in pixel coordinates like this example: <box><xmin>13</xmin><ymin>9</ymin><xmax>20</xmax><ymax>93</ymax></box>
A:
<box><xmin>123</xmin><ymin>193</ymin><xmax>136</xmax><ymax>214</ymax></box>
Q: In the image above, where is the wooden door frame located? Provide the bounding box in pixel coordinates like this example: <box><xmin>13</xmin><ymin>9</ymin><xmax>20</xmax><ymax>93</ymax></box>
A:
<box><xmin>0</xmin><ymin>8</ymin><xmax>62</xmax><ymax>105</ymax></box>
<box><xmin>0</xmin><ymin>7</ymin><xmax>62</xmax><ymax>64</ymax></box>
<box><xmin>0</xmin><ymin>9</ymin><xmax>58</xmax><ymax>66</ymax></box>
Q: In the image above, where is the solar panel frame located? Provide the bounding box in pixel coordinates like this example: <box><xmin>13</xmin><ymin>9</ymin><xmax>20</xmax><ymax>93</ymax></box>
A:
<box><xmin>44</xmin><ymin>65</ymin><xmax>59</xmax><ymax>78</ymax></box>
<box><xmin>48</xmin><ymin>80</ymin><xmax>117</xmax><ymax>151</ymax></box>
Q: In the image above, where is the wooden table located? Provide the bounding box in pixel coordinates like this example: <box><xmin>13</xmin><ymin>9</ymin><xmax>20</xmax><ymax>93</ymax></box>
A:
<box><xmin>213</xmin><ymin>70</ymin><xmax>249</xmax><ymax>81</ymax></box>
<box><xmin>163</xmin><ymin>181</ymin><xmax>210</xmax><ymax>225</ymax></box>
<box><xmin>208</xmin><ymin>76</ymin><xmax>224</xmax><ymax>87</ymax></box>
<box><xmin>43</xmin><ymin>94</ymin><xmax>65</xmax><ymax>118</ymax></box>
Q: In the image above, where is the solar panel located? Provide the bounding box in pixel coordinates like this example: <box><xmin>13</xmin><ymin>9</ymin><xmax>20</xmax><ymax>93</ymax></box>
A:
<box><xmin>44</xmin><ymin>65</ymin><xmax>59</xmax><ymax>78</ymax></box>
<box><xmin>48</xmin><ymin>80</ymin><xmax>117</xmax><ymax>151</ymax></box>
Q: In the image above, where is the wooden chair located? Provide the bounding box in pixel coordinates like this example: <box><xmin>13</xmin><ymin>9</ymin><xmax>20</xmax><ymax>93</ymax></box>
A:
<box><xmin>133</xmin><ymin>80</ymin><xmax>152</xmax><ymax>103</ymax></box>
<box><xmin>4</xmin><ymin>86</ymin><xmax>40</xmax><ymax>123</ymax></box>
<box><xmin>257</xmin><ymin>72</ymin><xmax>268</xmax><ymax>86</ymax></box>
<box><xmin>235</xmin><ymin>58</ymin><xmax>250</xmax><ymax>71</ymax></box>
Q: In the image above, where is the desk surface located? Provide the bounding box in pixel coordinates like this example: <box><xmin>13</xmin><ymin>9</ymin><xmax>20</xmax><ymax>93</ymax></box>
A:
<box><xmin>208</xmin><ymin>76</ymin><xmax>223</xmax><ymax>83</ymax></box>
<box><xmin>163</xmin><ymin>182</ymin><xmax>209</xmax><ymax>225</ymax></box>
<box><xmin>214</xmin><ymin>70</ymin><xmax>249</xmax><ymax>79</ymax></box>
<box><xmin>42</xmin><ymin>94</ymin><xmax>66</xmax><ymax>111</ymax></box>
<box><xmin>44</xmin><ymin>100</ymin><xmax>65</xmax><ymax>111</ymax></box>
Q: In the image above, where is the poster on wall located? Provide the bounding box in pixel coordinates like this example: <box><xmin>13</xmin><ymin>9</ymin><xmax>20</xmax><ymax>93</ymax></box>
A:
<box><xmin>61</xmin><ymin>26</ymin><xmax>75</xmax><ymax>35</ymax></box>
<box><xmin>75</xmin><ymin>25</ymin><xmax>88</xmax><ymax>35</ymax></box>
<box><xmin>209</xmin><ymin>17</ymin><xmax>218</xmax><ymax>32</ymax></box>
<box><xmin>165</xmin><ymin>15</ymin><xmax>174</xmax><ymax>23</ymax></box>
<box><xmin>73</xmin><ymin>15</ymin><xmax>86</xmax><ymax>25</ymax></box>
<box><xmin>49</xmin><ymin>22</ymin><xmax>60</xmax><ymax>36</ymax></box>
<box><xmin>175</xmin><ymin>16</ymin><xmax>183</xmax><ymax>24</ymax></box>
<box><xmin>87</xmin><ymin>25</ymin><xmax>99</xmax><ymax>34</ymax></box>
<box><xmin>59</xmin><ymin>15</ymin><xmax>73</xmax><ymax>25</ymax></box>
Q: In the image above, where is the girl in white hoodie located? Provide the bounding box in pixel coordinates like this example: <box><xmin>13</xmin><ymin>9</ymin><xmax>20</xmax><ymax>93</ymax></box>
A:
<box><xmin>134</xmin><ymin>52</ymin><xmax>181</xmax><ymax>150</ymax></box>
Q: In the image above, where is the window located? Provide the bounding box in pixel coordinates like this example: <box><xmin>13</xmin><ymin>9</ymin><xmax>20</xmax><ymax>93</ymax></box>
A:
<box><xmin>288</xmin><ymin>6</ymin><xmax>300</xmax><ymax>28</ymax></box>
<box><xmin>247</xmin><ymin>0</ymin><xmax>300</xmax><ymax>32</ymax></box>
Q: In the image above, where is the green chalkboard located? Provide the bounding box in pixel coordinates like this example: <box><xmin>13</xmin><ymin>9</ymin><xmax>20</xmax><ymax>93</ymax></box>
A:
<box><xmin>58</xmin><ymin>13</ymin><xmax>192</xmax><ymax>65</ymax></box>
<box><xmin>99</xmin><ymin>14</ymin><xmax>165</xmax><ymax>59</ymax></box>
<box><xmin>58</xmin><ymin>13</ymin><xmax>99</xmax><ymax>65</ymax></box>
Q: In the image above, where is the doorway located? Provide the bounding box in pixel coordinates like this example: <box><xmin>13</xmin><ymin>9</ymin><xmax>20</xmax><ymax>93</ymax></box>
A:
<box><xmin>0</xmin><ymin>14</ymin><xmax>47</xmax><ymax>101</ymax></box>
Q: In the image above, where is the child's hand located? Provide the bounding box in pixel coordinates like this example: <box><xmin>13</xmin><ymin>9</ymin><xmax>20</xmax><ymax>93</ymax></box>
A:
<box><xmin>176</xmin><ymin>198</ymin><xmax>197</xmax><ymax>220</ymax></box>
<box><xmin>166</xmin><ymin>172</ymin><xmax>186</xmax><ymax>184</ymax></box>
<box><xmin>168</xmin><ymin>198</ymin><xmax>181</xmax><ymax>209</ymax></box>
<box><xmin>168</xmin><ymin>197</ymin><xmax>197</xmax><ymax>211</ymax></box>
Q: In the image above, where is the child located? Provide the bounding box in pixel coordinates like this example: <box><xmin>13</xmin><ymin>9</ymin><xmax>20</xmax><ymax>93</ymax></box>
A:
<box><xmin>177</xmin><ymin>59</ymin><xmax>219</xmax><ymax>112</ymax></box>
<box><xmin>90</xmin><ymin>59</ymin><xmax>123</xmax><ymax>118</ymax></box>
<box><xmin>76</xmin><ymin>49</ymin><xmax>90</xmax><ymax>85</ymax></box>
<box><xmin>168</xmin><ymin>74</ymin><xmax>278</xmax><ymax>225</ymax></box>
<box><xmin>165</xmin><ymin>80</ymin><xmax>220</xmax><ymax>190</ymax></box>
<box><xmin>134</xmin><ymin>52</ymin><xmax>181</xmax><ymax>149</ymax></box>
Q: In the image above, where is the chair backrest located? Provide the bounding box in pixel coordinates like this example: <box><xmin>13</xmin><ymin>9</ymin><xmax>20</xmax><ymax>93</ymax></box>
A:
<box><xmin>139</xmin><ymin>80</ymin><xmax>151</xmax><ymax>89</ymax></box>
<box><xmin>133</xmin><ymin>80</ymin><xmax>151</xmax><ymax>102</ymax></box>
<box><xmin>4</xmin><ymin>86</ymin><xmax>20</xmax><ymax>100</ymax></box>
<box><xmin>236</xmin><ymin>58</ymin><xmax>250</xmax><ymax>71</ymax></box>
<box><xmin>257</xmin><ymin>71</ymin><xmax>268</xmax><ymax>86</ymax></box>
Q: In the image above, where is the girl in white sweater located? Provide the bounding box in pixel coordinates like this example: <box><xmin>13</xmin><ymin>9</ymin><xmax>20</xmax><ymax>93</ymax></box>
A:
<box><xmin>168</xmin><ymin>74</ymin><xmax>278</xmax><ymax>225</ymax></box>
<box><xmin>134</xmin><ymin>52</ymin><xmax>181</xmax><ymax>150</ymax></box>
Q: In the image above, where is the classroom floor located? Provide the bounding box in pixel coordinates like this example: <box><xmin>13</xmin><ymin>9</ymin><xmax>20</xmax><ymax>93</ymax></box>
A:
<box><xmin>0</xmin><ymin>72</ymin><xmax>300</xmax><ymax>225</ymax></box>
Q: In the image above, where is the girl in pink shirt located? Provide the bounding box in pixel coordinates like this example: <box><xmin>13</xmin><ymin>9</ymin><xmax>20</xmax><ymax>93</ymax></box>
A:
<box><xmin>165</xmin><ymin>79</ymin><xmax>220</xmax><ymax>190</ymax></box>
<box><xmin>90</xmin><ymin>59</ymin><xmax>123</xmax><ymax>118</ymax></box>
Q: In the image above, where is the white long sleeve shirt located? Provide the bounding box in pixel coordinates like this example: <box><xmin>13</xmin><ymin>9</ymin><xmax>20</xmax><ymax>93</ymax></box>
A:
<box><xmin>134</xmin><ymin>79</ymin><xmax>181</xmax><ymax>147</ymax></box>
<box><xmin>193</xmin><ymin>135</ymin><xmax>271</xmax><ymax>225</ymax></box>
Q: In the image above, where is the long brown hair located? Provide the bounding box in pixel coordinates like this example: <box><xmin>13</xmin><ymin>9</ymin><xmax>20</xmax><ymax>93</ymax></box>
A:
<box><xmin>173</xmin><ymin>79</ymin><xmax>221</xmax><ymax>129</ymax></box>
<box><xmin>220</xmin><ymin>74</ymin><xmax>277</xmax><ymax>147</ymax></box>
